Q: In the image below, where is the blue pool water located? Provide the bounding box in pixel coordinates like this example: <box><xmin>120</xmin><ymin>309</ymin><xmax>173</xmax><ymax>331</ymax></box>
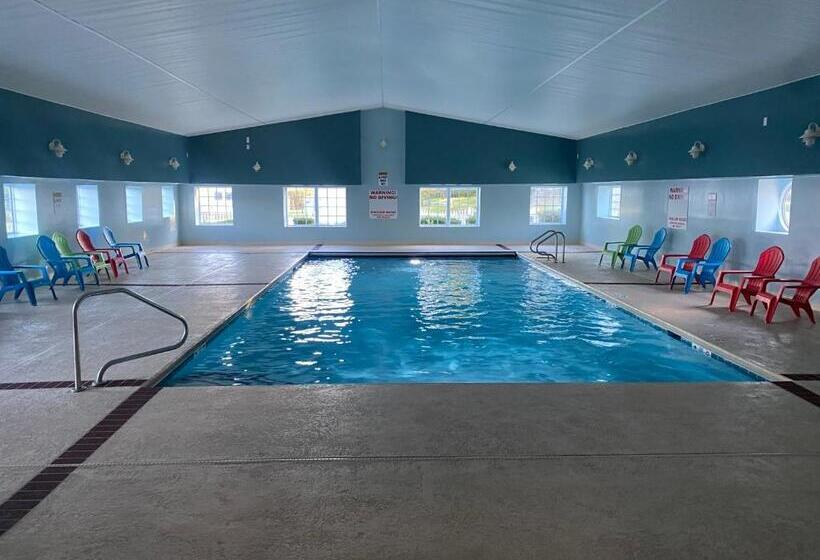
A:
<box><xmin>164</xmin><ymin>257</ymin><xmax>756</xmax><ymax>385</ymax></box>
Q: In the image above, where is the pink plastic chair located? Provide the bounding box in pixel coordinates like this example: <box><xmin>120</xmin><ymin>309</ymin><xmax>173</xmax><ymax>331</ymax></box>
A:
<box><xmin>750</xmin><ymin>257</ymin><xmax>820</xmax><ymax>324</ymax></box>
<box><xmin>709</xmin><ymin>246</ymin><xmax>785</xmax><ymax>311</ymax></box>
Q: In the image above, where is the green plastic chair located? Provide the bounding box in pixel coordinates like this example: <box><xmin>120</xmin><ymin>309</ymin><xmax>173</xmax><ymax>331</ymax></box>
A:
<box><xmin>599</xmin><ymin>225</ymin><xmax>643</xmax><ymax>268</ymax></box>
<box><xmin>52</xmin><ymin>232</ymin><xmax>112</xmax><ymax>280</ymax></box>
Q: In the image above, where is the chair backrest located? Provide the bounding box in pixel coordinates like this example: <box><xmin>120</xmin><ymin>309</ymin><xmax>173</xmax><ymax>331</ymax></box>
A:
<box><xmin>37</xmin><ymin>235</ymin><xmax>70</xmax><ymax>276</ymax></box>
<box><xmin>704</xmin><ymin>237</ymin><xmax>732</xmax><ymax>266</ymax></box>
<box><xmin>688</xmin><ymin>234</ymin><xmax>711</xmax><ymax>259</ymax></box>
<box><xmin>103</xmin><ymin>226</ymin><xmax>117</xmax><ymax>246</ymax></box>
<box><xmin>752</xmin><ymin>246</ymin><xmax>785</xmax><ymax>277</ymax></box>
<box><xmin>76</xmin><ymin>229</ymin><xmax>95</xmax><ymax>253</ymax></box>
<box><xmin>0</xmin><ymin>246</ymin><xmax>18</xmax><ymax>287</ymax></box>
<box><xmin>625</xmin><ymin>225</ymin><xmax>643</xmax><ymax>245</ymax></box>
<box><xmin>52</xmin><ymin>232</ymin><xmax>74</xmax><ymax>257</ymax></box>
<box><xmin>793</xmin><ymin>257</ymin><xmax>820</xmax><ymax>304</ymax></box>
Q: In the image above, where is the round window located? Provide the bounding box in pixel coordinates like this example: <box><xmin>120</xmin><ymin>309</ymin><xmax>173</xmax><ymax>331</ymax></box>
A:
<box><xmin>778</xmin><ymin>184</ymin><xmax>791</xmax><ymax>232</ymax></box>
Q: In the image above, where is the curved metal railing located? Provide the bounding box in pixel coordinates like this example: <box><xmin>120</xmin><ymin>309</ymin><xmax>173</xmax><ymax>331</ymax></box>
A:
<box><xmin>529</xmin><ymin>229</ymin><xmax>566</xmax><ymax>263</ymax></box>
<box><xmin>72</xmin><ymin>287</ymin><xmax>188</xmax><ymax>392</ymax></box>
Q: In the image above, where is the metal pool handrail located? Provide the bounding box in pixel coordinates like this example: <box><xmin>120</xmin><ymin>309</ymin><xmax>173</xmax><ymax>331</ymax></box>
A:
<box><xmin>72</xmin><ymin>287</ymin><xmax>188</xmax><ymax>392</ymax></box>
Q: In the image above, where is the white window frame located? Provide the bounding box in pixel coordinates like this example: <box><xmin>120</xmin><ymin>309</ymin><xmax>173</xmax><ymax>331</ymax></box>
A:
<box><xmin>529</xmin><ymin>186</ymin><xmax>567</xmax><ymax>225</ymax></box>
<box><xmin>284</xmin><ymin>187</ymin><xmax>347</xmax><ymax>227</ymax></box>
<box><xmin>419</xmin><ymin>186</ymin><xmax>480</xmax><ymax>228</ymax></box>
<box><xmin>161</xmin><ymin>186</ymin><xmax>175</xmax><ymax>219</ymax></box>
<box><xmin>3</xmin><ymin>183</ymin><xmax>38</xmax><ymax>238</ymax></box>
<box><xmin>596</xmin><ymin>185</ymin><xmax>621</xmax><ymax>220</ymax></box>
<box><xmin>125</xmin><ymin>186</ymin><xmax>144</xmax><ymax>224</ymax></box>
<box><xmin>194</xmin><ymin>186</ymin><xmax>234</xmax><ymax>226</ymax></box>
<box><xmin>76</xmin><ymin>184</ymin><xmax>100</xmax><ymax>228</ymax></box>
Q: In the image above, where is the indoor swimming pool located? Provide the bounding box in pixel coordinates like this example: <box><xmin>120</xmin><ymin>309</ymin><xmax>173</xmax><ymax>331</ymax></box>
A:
<box><xmin>163</xmin><ymin>257</ymin><xmax>756</xmax><ymax>385</ymax></box>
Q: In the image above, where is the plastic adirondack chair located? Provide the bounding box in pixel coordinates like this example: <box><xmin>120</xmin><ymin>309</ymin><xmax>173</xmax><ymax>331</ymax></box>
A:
<box><xmin>52</xmin><ymin>232</ymin><xmax>112</xmax><ymax>280</ymax></box>
<box><xmin>76</xmin><ymin>229</ymin><xmax>128</xmax><ymax>278</ymax></box>
<box><xmin>622</xmin><ymin>227</ymin><xmax>667</xmax><ymax>272</ymax></box>
<box><xmin>36</xmin><ymin>235</ymin><xmax>99</xmax><ymax>291</ymax></box>
<box><xmin>709</xmin><ymin>246</ymin><xmax>785</xmax><ymax>311</ymax></box>
<box><xmin>0</xmin><ymin>246</ymin><xmax>56</xmax><ymax>305</ymax></box>
<box><xmin>750</xmin><ymin>257</ymin><xmax>820</xmax><ymax>324</ymax></box>
<box><xmin>671</xmin><ymin>237</ymin><xmax>732</xmax><ymax>294</ymax></box>
<box><xmin>655</xmin><ymin>234</ymin><xmax>711</xmax><ymax>285</ymax></box>
<box><xmin>599</xmin><ymin>225</ymin><xmax>642</xmax><ymax>268</ymax></box>
<box><xmin>103</xmin><ymin>226</ymin><xmax>148</xmax><ymax>269</ymax></box>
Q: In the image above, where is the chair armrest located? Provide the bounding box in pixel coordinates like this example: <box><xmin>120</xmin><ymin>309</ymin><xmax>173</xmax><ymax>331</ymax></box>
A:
<box><xmin>14</xmin><ymin>264</ymin><xmax>49</xmax><ymax>277</ymax></box>
<box><xmin>60</xmin><ymin>255</ymin><xmax>93</xmax><ymax>267</ymax></box>
<box><xmin>739</xmin><ymin>275</ymin><xmax>771</xmax><ymax>288</ymax></box>
<box><xmin>0</xmin><ymin>270</ymin><xmax>25</xmax><ymax>280</ymax></box>
<box><xmin>673</xmin><ymin>258</ymin><xmax>703</xmax><ymax>272</ymax></box>
<box><xmin>659</xmin><ymin>253</ymin><xmax>687</xmax><ymax>267</ymax></box>
<box><xmin>715</xmin><ymin>269</ymin><xmax>754</xmax><ymax>285</ymax></box>
<box><xmin>602</xmin><ymin>241</ymin><xmax>623</xmax><ymax>250</ymax></box>
<box><xmin>626</xmin><ymin>244</ymin><xmax>650</xmax><ymax>256</ymax></box>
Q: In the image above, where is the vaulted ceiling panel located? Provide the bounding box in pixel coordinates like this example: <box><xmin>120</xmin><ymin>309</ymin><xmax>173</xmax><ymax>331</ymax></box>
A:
<box><xmin>491</xmin><ymin>0</ymin><xmax>820</xmax><ymax>137</ymax></box>
<box><xmin>0</xmin><ymin>0</ymin><xmax>818</xmax><ymax>137</ymax></box>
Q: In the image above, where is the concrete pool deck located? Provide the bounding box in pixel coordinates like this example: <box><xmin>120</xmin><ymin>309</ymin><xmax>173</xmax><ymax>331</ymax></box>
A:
<box><xmin>0</xmin><ymin>244</ymin><xmax>818</xmax><ymax>558</ymax></box>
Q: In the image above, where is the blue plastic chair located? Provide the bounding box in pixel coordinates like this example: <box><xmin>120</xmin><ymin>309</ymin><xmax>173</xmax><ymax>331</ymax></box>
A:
<box><xmin>0</xmin><ymin>246</ymin><xmax>56</xmax><ymax>305</ymax></box>
<box><xmin>671</xmin><ymin>237</ymin><xmax>732</xmax><ymax>294</ymax></box>
<box><xmin>622</xmin><ymin>227</ymin><xmax>668</xmax><ymax>272</ymax></box>
<box><xmin>103</xmin><ymin>226</ymin><xmax>149</xmax><ymax>269</ymax></box>
<box><xmin>36</xmin><ymin>235</ymin><xmax>99</xmax><ymax>291</ymax></box>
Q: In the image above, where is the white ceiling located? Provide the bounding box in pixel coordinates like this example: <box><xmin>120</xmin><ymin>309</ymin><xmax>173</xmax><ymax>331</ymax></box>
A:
<box><xmin>1</xmin><ymin>0</ymin><xmax>818</xmax><ymax>138</ymax></box>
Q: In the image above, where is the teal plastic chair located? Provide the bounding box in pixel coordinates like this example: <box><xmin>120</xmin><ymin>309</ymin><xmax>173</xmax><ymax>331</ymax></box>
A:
<box><xmin>622</xmin><ymin>228</ymin><xmax>668</xmax><ymax>271</ymax></box>
<box><xmin>671</xmin><ymin>237</ymin><xmax>732</xmax><ymax>293</ymax></box>
<box><xmin>36</xmin><ymin>235</ymin><xmax>99</xmax><ymax>291</ymax></box>
<box><xmin>0</xmin><ymin>246</ymin><xmax>55</xmax><ymax>305</ymax></box>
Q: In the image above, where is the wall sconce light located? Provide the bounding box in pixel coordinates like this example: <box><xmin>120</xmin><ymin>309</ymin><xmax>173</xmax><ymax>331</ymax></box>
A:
<box><xmin>508</xmin><ymin>160</ymin><xmax>517</xmax><ymax>173</ymax></box>
<box><xmin>48</xmin><ymin>138</ymin><xmax>67</xmax><ymax>158</ymax></box>
<box><xmin>799</xmin><ymin>122</ymin><xmax>819</xmax><ymax>147</ymax></box>
<box><xmin>583</xmin><ymin>157</ymin><xmax>594</xmax><ymax>170</ymax></box>
<box><xmin>168</xmin><ymin>157</ymin><xmax>180</xmax><ymax>170</ymax></box>
<box><xmin>624</xmin><ymin>151</ymin><xmax>638</xmax><ymax>166</ymax></box>
<box><xmin>378</xmin><ymin>138</ymin><xmax>388</xmax><ymax>149</ymax></box>
<box><xmin>120</xmin><ymin>150</ymin><xmax>134</xmax><ymax>166</ymax></box>
<box><xmin>688</xmin><ymin>141</ymin><xmax>706</xmax><ymax>159</ymax></box>
<box><xmin>252</xmin><ymin>161</ymin><xmax>262</xmax><ymax>173</ymax></box>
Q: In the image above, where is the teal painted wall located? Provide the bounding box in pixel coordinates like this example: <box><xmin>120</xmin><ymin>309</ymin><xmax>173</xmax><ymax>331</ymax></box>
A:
<box><xmin>577</xmin><ymin>76</ymin><xmax>820</xmax><ymax>182</ymax></box>
<box><xmin>0</xmin><ymin>88</ymin><xmax>188</xmax><ymax>183</ymax></box>
<box><xmin>405</xmin><ymin>112</ymin><xmax>577</xmax><ymax>185</ymax></box>
<box><xmin>188</xmin><ymin>112</ymin><xmax>361</xmax><ymax>186</ymax></box>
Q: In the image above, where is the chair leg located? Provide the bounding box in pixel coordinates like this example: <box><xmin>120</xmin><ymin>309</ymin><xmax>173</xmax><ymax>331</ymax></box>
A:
<box><xmin>683</xmin><ymin>274</ymin><xmax>693</xmax><ymax>294</ymax></box>
<box><xmin>76</xmin><ymin>272</ymin><xmax>85</xmax><ymax>291</ymax></box>
<box><xmin>105</xmin><ymin>267</ymin><xmax>111</xmax><ymax>280</ymax></box>
<box><xmin>804</xmin><ymin>304</ymin><xmax>815</xmax><ymax>324</ymax></box>
<box><xmin>669</xmin><ymin>275</ymin><xmax>676</xmax><ymax>290</ymax></box>
<box><xmin>49</xmin><ymin>285</ymin><xmax>57</xmax><ymax>300</ymax></box>
<box><xmin>93</xmin><ymin>272</ymin><xmax>100</xmax><ymax>286</ymax></box>
<box><xmin>654</xmin><ymin>269</ymin><xmax>662</xmax><ymax>284</ymax></box>
<box><xmin>728</xmin><ymin>289</ymin><xmax>741</xmax><ymax>312</ymax></box>
<box><xmin>764</xmin><ymin>300</ymin><xmax>778</xmax><ymax>324</ymax></box>
<box><xmin>708</xmin><ymin>289</ymin><xmax>718</xmax><ymax>306</ymax></box>
<box><xmin>24</xmin><ymin>283</ymin><xmax>37</xmax><ymax>306</ymax></box>
<box><xmin>14</xmin><ymin>287</ymin><xmax>23</xmax><ymax>300</ymax></box>
<box><xmin>598</xmin><ymin>254</ymin><xmax>604</xmax><ymax>266</ymax></box>
<box><xmin>143</xmin><ymin>254</ymin><xmax>149</xmax><ymax>268</ymax></box>
<box><xmin>749</xmin><ymin>299</ymin><xmax>760</xmax><ymax>317</ymax></box>
<box><xmin>122</xmin><ymin>259</ymin><xmax>130</xmax><ymax>274</ymax></box>
<box><xmin>110</xmin><ymin>260</ymin><xmax>119</xmax><ymax>278</ymax></box>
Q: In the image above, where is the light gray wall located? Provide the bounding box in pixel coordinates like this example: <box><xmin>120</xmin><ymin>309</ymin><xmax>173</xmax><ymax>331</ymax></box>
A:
<box><xmin>579</xmin><ymin>174</ymin><xmax>820</xmax><ymax>278</ymax></box>
<box><xmin>179</xmin><ymin>109</ymin><xmax>581</xmax><ymax>246</ymax></box>
<box><xmin>1</xmin><ymin>176</ymin><xmax>179</xmax><ymax>264</ymax></box>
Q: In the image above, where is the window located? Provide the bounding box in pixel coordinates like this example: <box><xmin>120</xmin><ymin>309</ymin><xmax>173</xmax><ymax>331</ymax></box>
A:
<box><xmin>529</xmin><ymin>186</ymin><xmax>567</xmax><ymax>225</ymax></box>
<box><xmin>125</xmin><ymin>186</ymin><xmax>143</xmax><ymax>223</ymax></box>
<box><xmin>596</xmin><ymin>185</ymin><xmax>621</xmax><ymax>219</ymax></box>
<box><xmin>419</xmin><ymin>186</ymin><xmax>480</xmax><ymax>227</ymax></box>
<box><xmin>3</xmin><ymin>183</ymin><xmax>38</xmax><ymax>238</ymax></box>
<box><xmin>162</xmin><ymin>186</ymin><xmax>175</xmax><ymax>219</ymax></box>
<box><xmin>285</xmin><ymin>187</ymin><xmax>346</xmax><ymax>227</ymax></box>
<box><xmin>195</xmin><ymin>186</ymin><xmax>233</xmax><ymax>226</ymax></box>
<box><xmin>76</xmin><ymin>184</ymin><xmax>100</xmax><ymax>228</ymax></box>
<box><xmin>755</xmin><ymin>177</ymin><xmax>792</xmax><ymax>234</ymax></box>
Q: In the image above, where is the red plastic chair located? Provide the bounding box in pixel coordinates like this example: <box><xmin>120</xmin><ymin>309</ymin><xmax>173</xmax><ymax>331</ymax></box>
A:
<box><xmin>76</xmin><ymin>229</ymin><xmax>129</xmax><ymax>278</ymax></box>
<box><xmin>750</xmin><ymin>257</ymin><xmax>820</xmax><ymax>324</ymax></box>
<box><xmin>709</xmin><ymin>246</ymin><xmax>785</xmax><ymax>311</ymax></box>
<box><xmin>655</xmin><ymin>234</ymin><xmax>711</xmax><ymax>285</ymax></box>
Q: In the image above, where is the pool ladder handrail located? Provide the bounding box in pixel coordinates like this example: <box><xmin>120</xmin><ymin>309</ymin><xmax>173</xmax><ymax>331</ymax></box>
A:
<box><xmin>530</xmin><ymin>229</ymin><xmax>566</xmax><ymax>263</ymax></box>
<box><xmin>72</xmin><ymin>287</ymin><xmax>188</xmax><ymax>392</ymax></box>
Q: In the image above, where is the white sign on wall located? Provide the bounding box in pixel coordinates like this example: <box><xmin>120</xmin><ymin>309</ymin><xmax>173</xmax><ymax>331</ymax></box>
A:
<box><xmin>667</xmin><ymin>185</ymin><xmax>689</xmax><ymax>230</ymax></box>
<box><xmin>377</xmin><ymin>171</ymin><xmax>388</xmax><ymax>187</ymax></box>
<box><xmin>369</xmin><ymin>189</ymin><xmax>398</xmax><ymax>220</ymax></box>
